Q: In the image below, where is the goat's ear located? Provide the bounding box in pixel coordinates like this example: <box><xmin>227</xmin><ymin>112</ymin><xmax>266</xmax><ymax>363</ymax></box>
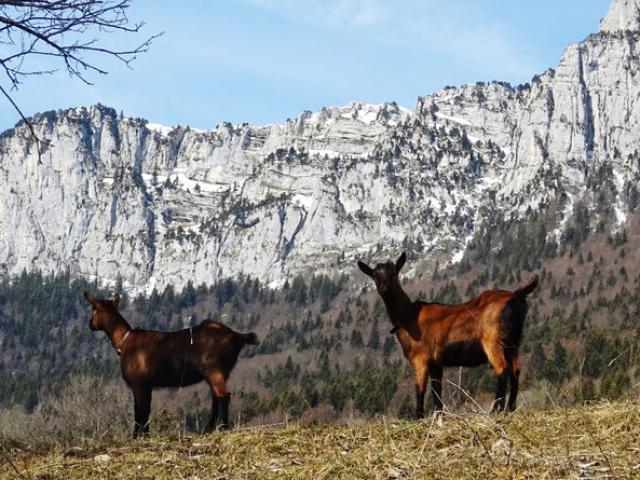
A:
<box><xmin>395</xmin><ymin>252</ymin><xmax>407</xmax><ymax>272</ymax></box>
<box><xmin>357</xmin><ymin>261</ymin><xmax>374</xmax><ymax>277</ymax></box>
<box><xmin>110</xmin><ymin>292</ymin><xmax>120</xmax><ymax>308</ymax></box>
<box><xmin>84</xmin><ymin>291</ymin><xmax>98</xmax><ymax>307</ymax></box>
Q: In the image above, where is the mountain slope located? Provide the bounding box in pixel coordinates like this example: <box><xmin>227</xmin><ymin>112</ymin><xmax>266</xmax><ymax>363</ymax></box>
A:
<box><xmin>1</xmin><ymin>0</ymin><xmax>639</xmax><ymax>294</ymax></box>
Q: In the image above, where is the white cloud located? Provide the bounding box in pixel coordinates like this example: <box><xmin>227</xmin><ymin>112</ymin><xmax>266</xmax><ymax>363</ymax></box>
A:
<box><xmin>247</xmin><ymin>0</ymin><xmax>540</xmax><ymax>82</ymax></box>
<box><xmin>248</xmin><ymin>0</ymin><xmax>392</xmax><ymax>29</ymax></box>
<box><xmin>404</xmin><ymin>12</ymin><xmax>538</xmax><ymax>80</ymax></box>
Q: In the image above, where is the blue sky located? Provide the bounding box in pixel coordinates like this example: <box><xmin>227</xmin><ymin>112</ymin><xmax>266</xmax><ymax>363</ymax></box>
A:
<box><xmin>0</xmin><ymin>0</ymin><xmax>612</xmax><ymax>131</ymax></box>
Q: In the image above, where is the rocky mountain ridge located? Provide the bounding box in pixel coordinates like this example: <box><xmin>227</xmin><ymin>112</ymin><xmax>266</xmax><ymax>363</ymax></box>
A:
<box><xmin>0</xmin><ymin>0</ymin><xmax>639</xmax><ymax>294</ymax></box>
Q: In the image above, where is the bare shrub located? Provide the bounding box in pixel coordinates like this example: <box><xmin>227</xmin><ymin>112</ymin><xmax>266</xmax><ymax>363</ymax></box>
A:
<box><xmin>0</xmin><ymin>375</ymin><xmax>130</xmax><ymax>448</ymax></box>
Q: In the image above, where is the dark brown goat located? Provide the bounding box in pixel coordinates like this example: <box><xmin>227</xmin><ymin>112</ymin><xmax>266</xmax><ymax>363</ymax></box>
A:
<box><xmin>357</xmin><ymin>253</ymin><xmax>538</xmax><ymax>417</ymax></box>
<box><xmin>84</xmin><ymin>292</ymin><xmax>258</xmax><ymax>437</ymax></box>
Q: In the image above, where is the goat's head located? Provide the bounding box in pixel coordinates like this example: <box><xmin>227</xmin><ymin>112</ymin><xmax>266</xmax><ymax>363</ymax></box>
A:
<box><xmin>84</xmin><ymin>292</ymin><xmax>119</xmax><ymax>331</ymax></box>
<box><xmin>357</xmin><ymin>252</ymin><xmax>406</xmax><ymax>296</ymax></box>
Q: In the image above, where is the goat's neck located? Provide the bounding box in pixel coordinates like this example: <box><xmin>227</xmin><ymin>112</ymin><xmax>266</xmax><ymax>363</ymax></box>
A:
<box><xmin>381</xmin><ymin>283</ymin><xmax>414</xmax><ymax>326</ymax></box>
<box><xmin>103</xmin><ymin>312</ymin><xmax>133</xmax><ymax>350</ymax></box>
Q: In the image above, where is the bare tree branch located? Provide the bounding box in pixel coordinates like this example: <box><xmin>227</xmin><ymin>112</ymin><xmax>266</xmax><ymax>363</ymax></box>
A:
<box><xmin>0</xmin><ymin>0</ymin><xmax>161</xmax><ymax>160</ymax></box>
<box><xmin>0</xmin><ymin>82</ymin><xmax>50</xmax><ymax>156</ymax></box>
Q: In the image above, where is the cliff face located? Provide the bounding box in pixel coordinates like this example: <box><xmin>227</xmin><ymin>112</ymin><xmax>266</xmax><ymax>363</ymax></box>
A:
<box><xmin>1</xmin><ymin>0</ymin><xmax>639</xmax><ymax>294</ymax></box>
<box><xmin>600</xmin><ymin>0</ymin><xmax>640</xmax><ymax>32</ymax></box>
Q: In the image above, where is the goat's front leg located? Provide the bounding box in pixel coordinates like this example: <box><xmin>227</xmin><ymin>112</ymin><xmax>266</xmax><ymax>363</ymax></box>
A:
<box><xmin>132</xmin><ymin>384</ymin><xmax>152</xmax><ymax>438</ymax></box>
<box><xmin>429</xmin><ymin>363</ymin><xmax>444</xmax><ymax>412</ymax></box>
<box><xmin>413</xmin><ymin>361</ymin><xmax>429</xmax><ymax>419</ymax></box>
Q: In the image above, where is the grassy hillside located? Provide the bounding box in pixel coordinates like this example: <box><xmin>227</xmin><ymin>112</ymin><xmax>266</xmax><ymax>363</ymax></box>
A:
<box><xmin>1</xmin><ymin>204</ymin><xmax>640</xmax><ymax>432</ymax></box>
<box><xmin>3</xmin><ymin>401</ymin><xmax>640</xmax><ymax>479</ymax></box>
<box><xmin>3</xmin><ymin>220</ymin><xmax>640</xmax><ymax>425</ymax></box>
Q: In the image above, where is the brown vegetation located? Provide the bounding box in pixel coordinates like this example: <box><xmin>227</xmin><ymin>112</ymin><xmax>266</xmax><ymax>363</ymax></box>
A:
<box><xmin>3</xmin><ymin>401</ymin><xmax>640</xmax><ymax>479</ymax></box>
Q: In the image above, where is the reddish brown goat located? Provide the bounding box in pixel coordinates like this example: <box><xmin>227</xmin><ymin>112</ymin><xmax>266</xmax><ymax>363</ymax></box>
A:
<box><xmin>357</xmin><ymin>253</ymin><xmax>538</xmax><ymax>417</ymax></box>
<box><xmin>84</xmin><ymin>292</ymin><xmax>258</xmax><ymax>437</ymax></box>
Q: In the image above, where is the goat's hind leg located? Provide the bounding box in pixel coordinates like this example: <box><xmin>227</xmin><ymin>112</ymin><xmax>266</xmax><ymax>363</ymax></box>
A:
<box><xmin>206</xmin><ymin>371</ymin><xmax>231</xmax><ymax>431</ymax></box>
<box><xmin>483</xmin><ymin>342</ymin><xmax>509</xmax><ymax>413</ymax></box>
<box><xmin>218</xmin><ymin>395</ymin><xmax>230</xmax><ymax>430</ymax></box>
<box><xmin>492</xmin><ymin>372</ymin><xmax>508</xmax><ymax>413</ymax></box>
<box><xmin>507</xmin><ymin>356</ymin><xmax>520</xmax><ymax>412</ymax></box>
<box><xmin>205</xmin><ymin>396</ymin><xmax>219</xmax><ymax>433</ymax></box>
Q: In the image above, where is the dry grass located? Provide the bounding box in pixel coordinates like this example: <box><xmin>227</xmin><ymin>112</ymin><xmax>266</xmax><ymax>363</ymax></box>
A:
<box><xmin>2</xmin><ymin>401</ymin><xmax>640</xmax><ymax>479</ymax></box>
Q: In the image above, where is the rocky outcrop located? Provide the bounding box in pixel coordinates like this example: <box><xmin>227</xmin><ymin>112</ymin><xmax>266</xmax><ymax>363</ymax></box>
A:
<box><xmin>600</xmin><ymin>0</ymin><xmax>640</xmax><ymax>32</ymax></box>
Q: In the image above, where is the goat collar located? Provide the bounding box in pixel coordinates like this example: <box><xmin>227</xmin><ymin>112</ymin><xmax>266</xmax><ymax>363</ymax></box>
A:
<box><xmin>115</xmin><ymin>330</ymin><xmax>132</xmax><ymax>356</ymax></box>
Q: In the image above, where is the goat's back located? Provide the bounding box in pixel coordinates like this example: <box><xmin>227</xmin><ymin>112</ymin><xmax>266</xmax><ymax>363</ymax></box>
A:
<box><xmin>200</xmin><ymin>320</ymin><xmax>258</xmax><ymax>346</ymax></box>
<box><xmin>120</xmin><ymin>321</ymin><xmax>258</xmax><ymax>386</ymax></box>
<box><xmin>417</xmin><ymin>289</ymin><xmax>527</xmax><ymax>345</ymax></box>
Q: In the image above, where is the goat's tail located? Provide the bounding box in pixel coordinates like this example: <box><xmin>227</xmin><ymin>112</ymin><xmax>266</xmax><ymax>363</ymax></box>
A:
<box><xmin>502</xmin><ymin>276</ymin><xmax>538</xmax><ymax>348</ymax></box>
<box><xmin>514</xmin><ymin>275</ymin><xmax>539</xmax><ymax>297</ymax></box>
<box><xmin>239</xmin><ymin>332</ymin><xmax>259</xmax><ymax>346</ymax></box>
